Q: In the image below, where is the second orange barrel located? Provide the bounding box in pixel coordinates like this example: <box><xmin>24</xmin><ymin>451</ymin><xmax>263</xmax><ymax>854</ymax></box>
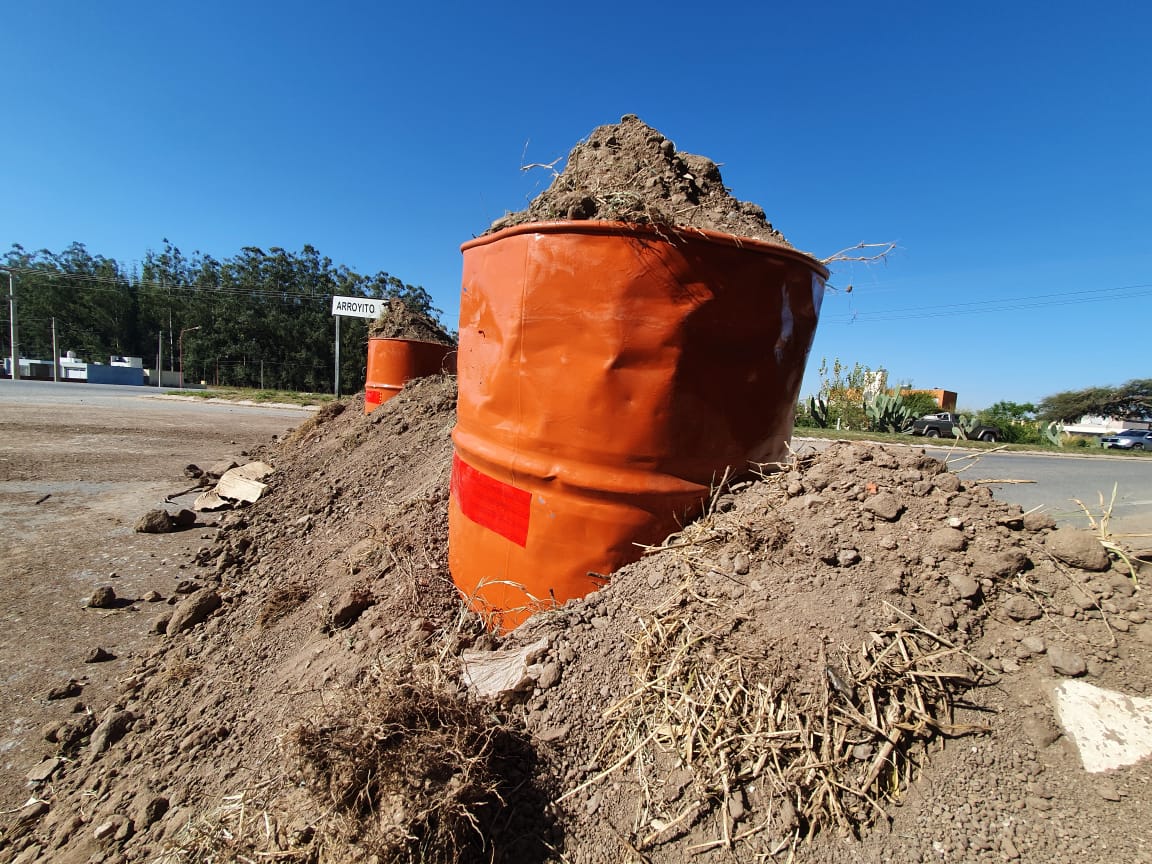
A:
<box><xmin>449</xmin><ymin>221</ymin><xmax>827</xmax><ymax>629</ymax></box>
<box><xmin>365</xmin><ymin>338</ymin><xmax>456</xmax><ymax>414</ymax></box>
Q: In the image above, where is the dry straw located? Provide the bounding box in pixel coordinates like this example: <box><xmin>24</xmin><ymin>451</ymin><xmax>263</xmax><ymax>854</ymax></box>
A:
<box><xmin>563</xmin><ymin>495</ymin><xmax>991</xmax><ymax>854</ymax></box>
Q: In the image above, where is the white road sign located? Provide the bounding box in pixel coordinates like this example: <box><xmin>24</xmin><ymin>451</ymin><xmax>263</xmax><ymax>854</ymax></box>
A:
<box><xmin>331</xmin><ymin>295</ymin><xmax>385</xmax><ymax>319</ymax></box>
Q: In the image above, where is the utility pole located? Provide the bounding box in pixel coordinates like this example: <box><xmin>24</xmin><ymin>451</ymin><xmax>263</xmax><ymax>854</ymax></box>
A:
<box><xmin>157</xmin><ymin>332</ymin><xmax>163</xmax><ymax>388</ymax></box>
<box><xmin>179</xmin><ymin>326</ymin><xmax>200</xmax><ymax>389</ymax></box>
<box><xmin>334</xmin><ymin>315</ymin><xmax>341</xmax><ymax>396</ymax></box>
<box><xmin>51</xmin><ymin>318</ymin><xmax>59</xmax><ymax>382</ymax></box>
<box><xmin>1</xmin><ymin>268</ymin><xmax>18</xmax><ymax>380</ymax></box>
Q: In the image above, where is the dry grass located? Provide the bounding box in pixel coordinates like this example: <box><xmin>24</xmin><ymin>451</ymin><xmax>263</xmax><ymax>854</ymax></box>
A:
<box><xmin>563</xmin><ymin>516</ymin><xmax>991</xmax><ymax>854</ymax></box>
<box><xmin>285</xmin><ymin>669</ymin><xmax>543</xmax><ymax>864</ymax></box>
<box><xmin>155</xmin><ymin>785</ymin><xmax>315</xmax><ymax>864</ymax></box>
<box><xmin>258</xmin><ymin>582</ymin><xmax>312</xmax><ymax>626</ymax></box>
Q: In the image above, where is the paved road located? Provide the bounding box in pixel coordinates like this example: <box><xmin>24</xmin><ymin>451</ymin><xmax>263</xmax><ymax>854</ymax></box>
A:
<box><xmin>794</xmin><ymin>436</ymin><xmax>1152</xmax><ymax>541</ymax></box>
<box><xmin>3</xmin><ymin>381</ymin><xmax>1148</xmax><ymax>540</ymax></box>
<box><xmin>0</xmin><ymin>378</ymin><xmax>316</xmax><ymax>421</ymax></box>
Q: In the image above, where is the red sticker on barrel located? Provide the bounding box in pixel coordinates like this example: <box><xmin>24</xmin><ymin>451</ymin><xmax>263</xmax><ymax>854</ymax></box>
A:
<box><xmin>451</xmin><ymin>454</ymin><xmax>531</xmax><ymax>547</ymax></box>
<box><xmin>365</xmin><ymin>389</ymin><xmax>383</xmax><ymax>406</ymax></box>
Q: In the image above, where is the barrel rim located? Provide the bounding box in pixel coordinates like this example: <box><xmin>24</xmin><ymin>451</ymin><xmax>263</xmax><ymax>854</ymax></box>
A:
<box><xmin>366</xmin><ymin>336</ymin><xmax>457</xmax><ymax>349</ymax></box>
<box><xmin>461</xmin><ymin>220</ymin><xmax>829</xmax><ymax>278</ymax></box>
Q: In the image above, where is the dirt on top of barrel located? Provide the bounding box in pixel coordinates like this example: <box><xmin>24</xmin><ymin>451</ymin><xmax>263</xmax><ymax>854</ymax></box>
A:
<box><xmin>487</xmin><ymin>114</ymin><xmax>792</xmax><ymax>247</ymax></box>
<box><xmin>368</xmin><ymin>298</ymin><xmax>456</xmax><ymax>344</ymax></box>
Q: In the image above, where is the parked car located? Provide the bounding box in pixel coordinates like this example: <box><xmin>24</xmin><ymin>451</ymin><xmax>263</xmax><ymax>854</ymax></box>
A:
<box><xmin>909</xmin><ymin>412</ymin><xmax>1002</xmax><ymax>442</ymax></box>
<box><xmin>1100</xmin><ymin>429</ymin><xmax>1152</xmax><ymax>450</ymax></box>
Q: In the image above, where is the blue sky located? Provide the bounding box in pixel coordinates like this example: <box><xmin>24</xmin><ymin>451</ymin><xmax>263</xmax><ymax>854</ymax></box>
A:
<box><xmin>2</xmin><ymin>1</ymin><xmax>1148</xmax><ymax>409</ymax></box>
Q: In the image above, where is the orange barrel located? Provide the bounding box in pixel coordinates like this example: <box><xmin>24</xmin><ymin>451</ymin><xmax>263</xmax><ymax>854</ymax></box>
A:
<box><xmin>364</xmin><ymin>337</ymin><xmax>456</xmax><ymax>414</ymax></box>
<box><xmin>449</xmin><ymin>221</ymin><xmax>827</xmax><ymax>630</ymax></box>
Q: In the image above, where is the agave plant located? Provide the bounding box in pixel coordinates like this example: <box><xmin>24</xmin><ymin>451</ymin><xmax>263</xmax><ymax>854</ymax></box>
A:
<box><xmin>864</xmin><ymin>392</ymin><xmax>915</xmax><ymax>433</ymax></box>
<box><xmin>1042</xmin><ymin>421</ymin><xmax>1065</xmax><ymax>447</ymax></box>
<box><xmin>953</xmin><ymin>414</ymin><xmax>980</xmax><ymax>440</ymax></box>
<box><xmin>807</xmin><ymin>396</ymin><xmax>830</xmax><ymax>429</ymax></box>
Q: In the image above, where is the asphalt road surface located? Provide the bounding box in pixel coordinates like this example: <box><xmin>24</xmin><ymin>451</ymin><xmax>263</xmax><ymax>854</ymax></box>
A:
<box><xmin>795</xmin><ymin>435</ymin><xmax>1152</xmax><ymax>541</ymax></box>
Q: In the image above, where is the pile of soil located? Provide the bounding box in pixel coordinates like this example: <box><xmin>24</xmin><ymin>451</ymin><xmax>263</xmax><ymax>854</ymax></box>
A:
<box><xmin>489</xmin><ymin>115</ymin><xmax>793</xmax><ymax>247</ymax></box>
<box><xmin>367</xmin><ymin>298</ymin><xmax>455</xmax><ymax>344</ymax></box>
<box><xmin>5</xmin><ymin>378</ymin><xmax>1151</xmax><ymax>864</ymax></box>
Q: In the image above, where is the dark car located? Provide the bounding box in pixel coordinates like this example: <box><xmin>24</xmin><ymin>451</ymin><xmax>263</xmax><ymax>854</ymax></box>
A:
<box><xmin>1100</xmin><ymin>429</ymin><xmax>1152</xmax><ymax>450</ymax></box>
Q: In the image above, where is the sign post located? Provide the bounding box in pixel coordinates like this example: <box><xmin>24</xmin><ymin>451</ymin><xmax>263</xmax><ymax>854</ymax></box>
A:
<box><xmin>330</xmin><ymin>296</ymin><xmax>386</xmax><ymax>398</ymax></box>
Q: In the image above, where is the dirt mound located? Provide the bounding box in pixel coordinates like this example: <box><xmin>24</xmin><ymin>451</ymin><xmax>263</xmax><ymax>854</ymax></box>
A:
<box><xmin>368</xmin><ymin>298</ymin><xmax>455</xmax><ymax>344</ymax></box>
<box><xmin>489</xmin><ymin>114</ymin><xmax>793</xmax><ymax>246</ymax></box>
<box><xmin>5</xmin><ymin>384</ymin><xmax>1152</xmax><ymax>864</ymax></box>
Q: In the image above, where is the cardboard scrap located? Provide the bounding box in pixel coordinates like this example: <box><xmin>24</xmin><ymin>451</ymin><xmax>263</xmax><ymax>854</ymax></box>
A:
<box><xmin>461</xmin><ymin>638</ymin><xmax>551</xmax><ymax>699</ymax></box>
<box><xmin>193</xmin><ymin>461</ymin><xmax>273</xmax><ymax>511</ymax></box>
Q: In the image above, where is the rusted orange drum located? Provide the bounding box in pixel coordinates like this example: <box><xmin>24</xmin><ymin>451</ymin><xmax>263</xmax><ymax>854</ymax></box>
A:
<box><xmin>364</xmin><ymin>338</ymin><xmax>456</xmax><ymax>414</ymax></box>
<box><xmin>450</xmin><ymin>222</ymin><xmax>827</xmax><ymax>629</ymax></box>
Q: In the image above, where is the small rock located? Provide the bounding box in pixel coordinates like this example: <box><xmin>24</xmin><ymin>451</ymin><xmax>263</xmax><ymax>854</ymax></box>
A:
<box><xmin>90</xmin><ymin>709</ymin><xmax>136</xmax><ymax>755</ymax></box>
<box><xmin>1069</xmin><ymin>585</ymin><xmax>1097</xmax><ymax>611</ymax></box>
<box><xmin>929</xmin><ymin>526</ymin><xmax>967</xmax><ymax>552</ymax></box>
<box><xmin>142</xmin><ymin>590</ymin><xmax>164</xmax><ymax>602</ymax></box>
<box><xmin>1021</xmin><ymin>635</ymin><xmax>1046</xmax><ymax>654</ymax></box>
<box><xmin>837</xmin><ymin>549</ymin><xmax>861</xmax><ymax>567</ymax></box>
<box><xmin>135</xmin><ymin>509</ymin><xmax>175</xmax><ymax>534</ymax></box>
<box><xmin>863</xmin><ymin>492</ymin><xmax>903</xmax><ymax>522</ymax></box>
<box><xmin>46</xmin><ymin>680</ymin><xmax>82</xmax><ymax>700</ymax></box>
<box><xmin>150</xmin><ymin>614</ymin><xmax>171</xmax><ymax>635</ymax></box>
<box><xmin>88</xmin><ymin>585</ymin><xmax>118</xmax><ymax>609</ymax></box>
<box><xmin>173</xmin><ymin>508</ymin><xmax>197</xmax><ymax>528</ymax></box>
<box><xmin>1023</xmin><ymin>511</ymin><xmax>1056</xmax><ymax>532</ymax></box>
<box><xmin>11</xmin><ymin>845</ymin><xmax>44</xmax><ymax>864</ymax></box>
<box><xmin>535</xmin><ymin>662</ymin><xmax>562</xmax><ymax>690</ymax></box>
<box><xmin>1001</xmin><ymin>837</ymin><xmax>1021</xmax><ymax>859</ymax></box>
<box><xmin>167</xmin><ymin>588</ymin><xmax>222</xmax><ymax>635</ymax></box>
<box><xmin>934</xmin><ymin>606</ymin><xmax>957</xmax><ymax>631</ymax></box>
<box><xmin>1047</xmin><ymin>644</ymin><xmax>1087</xmax><ymax>677</ymax></box>
<box><xmin>1109</xmin><ymin>573</ymin><xmax>1136</xmax><ymax>596</ymax></box>
<box><xmin>85</xmin><ymin>646</ymin><xmax>116</xmax><ymax>663</ymax></box>
<box><xmin>947</xmin><ymin>573</ymin><xmax>980</xmax><ymax>599</ymax></box>
<box><xmin>206</xmin><ymin>458</ymin><xmax>239</xmax><ymax>478</ymax></box>
<box><xmin>1021</xmin><ymin>715</ymin><xmax>1060</xmax><ymax>748</ymax></box>
<box><xmin>93</xmin><ymin>814</ymin><xmax>132</xmax><ymax>842</ymax></box>
<box><xmin>26</xmin><ymin>757</ymin><xmax>63</xmax><ymax>783</ymax></box>
<box><xmin>1044</xmin><ymin>527</ymin><xmax>1110</xmax><ymax>571</ymax></box>
<box><xmin>131</xmin><ymin>797</ymin><xmax>170</xmax><ymax>829</ymax></box>
<box><xmin>329</xmin><ymin>588</ymin><xmax>375</xmax><ymax>630</ymax></box>
<box><xmin>55</xmin><ymin>714</ymin><xmax>96</xmax><ymax>752</ymax></box>
<box><xmin>934</xmin><ymin>473</ymin><xmax>962</xmax><ymax>493</ymax></box>
<box><xmin>1003</xmin><ymin>595</ymin><xmax>1042</xmax><ymax>621</ymax></box>
<box><xmin>536</xmin><ymin>724</ymin><xmax>570</xmax><ymax>743</ymax></box>
<box><xmin>733</xmin><ymin>552</ymin><xmax>751</xmax><ymax>575</ymax></box>
<box><xmin>16</xmin><ymin>799</ymin><xmax>50</xmax><ymax>827</ymax></box>
<box><xmin>1096</xmin><ymin>782</ymin><xmax>1122</xmax><ymax>802</ymax></box>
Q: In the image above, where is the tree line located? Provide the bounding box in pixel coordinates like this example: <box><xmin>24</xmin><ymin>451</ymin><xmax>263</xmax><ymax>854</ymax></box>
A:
<box><xmin>2</xmin><ymin>241</ymin><xmax>444</xmax><ymax>393</ymax></box>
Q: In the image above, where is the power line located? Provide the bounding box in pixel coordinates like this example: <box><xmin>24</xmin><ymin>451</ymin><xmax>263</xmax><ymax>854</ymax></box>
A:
<box><xmin>822</xmin><ymin>282</ymin><xmax>1152</xmax><ymax>323</ymax></box>
<box><xmin>0</xmin><ymin>265</ymin><xmax>331</xmax><ymax>302</ymax></box>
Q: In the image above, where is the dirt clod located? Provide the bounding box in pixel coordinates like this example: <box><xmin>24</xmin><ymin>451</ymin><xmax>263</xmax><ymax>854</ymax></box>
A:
<box><xmin>135</xmin><ymin>509</ymin><xmax>175</xmax><ymax>534</ymax></box>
